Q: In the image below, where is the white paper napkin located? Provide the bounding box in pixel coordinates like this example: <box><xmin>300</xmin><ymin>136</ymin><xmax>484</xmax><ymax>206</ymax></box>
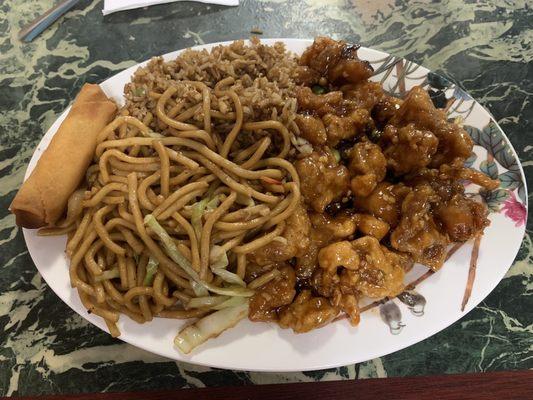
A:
<box><xmin>103</xmin><ymin>0</ymin><xmax>239</xmax><ymax>15</ymax></box>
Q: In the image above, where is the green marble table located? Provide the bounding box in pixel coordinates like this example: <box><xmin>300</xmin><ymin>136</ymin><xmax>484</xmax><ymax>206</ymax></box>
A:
<box><xmin>1</xmin><ymin>0</ymin><xmax>531</xmax><ymax>396</ymax></box>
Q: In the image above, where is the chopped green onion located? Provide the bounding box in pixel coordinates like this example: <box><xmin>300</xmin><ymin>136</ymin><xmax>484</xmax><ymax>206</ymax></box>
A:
<box><xmin>132</xmin><ymin>87</ymin><xmax>146</xmax><ymax>97</ymax></box>
<box><xmin>144</xmin><ymin>214</ymin><xmax>254</xmax><ymax>297</ymax></box>
<box><xmin>312</xmin><ymin>84</ymin><xmax>328</xmax><ymax>95</ymax></box>
<box><xmin>332</xmin><ymin>149</ymin><xmax>341</xmax><ymax>163</ymax></box>
<box><xmin>174</xmin><ymin>300</ymin><xmax>249</xmax><ymax>354</ymax></box>
<box><xmin>94</xmin><ymin>268</ymin><xmax>120</xmax><ymax>282</ymax></box>
<box><xmin>212</xmin><ymin>268</ymin><xmax>246</xmax><ymax>287</ymax></box>
<box><xmin>368</xmin><ymin>129</ymin><xmax>382</xmax><ymax>143</ymax></box>
<box><xmin>143</xmin><ymin>257</ymin><xmax>159</xmax><ymax>286</ymax></box>
<box><xmin>187</xmin><ymin>296</ymin><xmax>229</xmax><ymax>309</ymax></box>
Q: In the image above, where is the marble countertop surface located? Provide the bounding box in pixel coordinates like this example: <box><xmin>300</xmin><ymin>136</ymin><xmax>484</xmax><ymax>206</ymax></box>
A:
<box><xmin>0</xmin><ymin>0</ymin><xmax>531</xmax><ymax>396</ymax></box>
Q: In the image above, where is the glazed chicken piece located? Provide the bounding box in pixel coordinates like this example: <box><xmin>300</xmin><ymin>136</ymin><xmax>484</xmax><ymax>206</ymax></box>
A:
<box><xmin>350</xmin><ymin>236</ymin><xmax>406</xmax><ymax>298</ymax></box>
<box><xmin>407</xmin><ymin>161</ymin><xmax>497</xmax><ymax>200</ymax></box>
<box><xmin>299</xmin><ymin>36</ymin><xmax>345</xmax><ymax>75</ymax></box>
<box><xmin>244</xmin><ymin>261</ymin><xmax>277</xmax><ymax>283</ymax></box>
<box><xmin>296</xmin><ymin>86</ymin><xmax>343</xmax><ymax>116</ymax></box>
<box><xmin>405</xmin><ymin>167</ymin><xmax>491</xmax><ymax>242</ymax></box>
<box><xmin>341</xmin><ymin>81</ymin><xmax>385</xmax><ymax>111</ymax></box>
<box><xmin>322</xmin><ymin>109</ymin><xmax>371</xmax><ymax>146</ymax></box>
<box><xmin>328</xmin><ymin>44</ymin><xmax>374</xmax><ymax>84</ymax></box>
<box><xmin>294</xmin><ymin>114</ymin><xmax>327</xmax><ymax>145</ymax></box>
<box><xmin>278</xmin><ymin>290</ymin><xmax>340</xmax><ymax>333</ymax></box>
<box><xmin>309</xmin><ymin>212</ymin><xmax>358</xmax><ymax>240</ymax></box>
<box><xmin>371</xmin><ymin>95</ymin><xmax>403</xmax><ymax>130</ymax></box>
<box><xmin>299</xmin><ymin>37</ymin><xmax>374</xmax><ymax>84</ymax></box>
<box><xmin>439</xmin><ymin>162</ymin><xmax>500</xmax><ymax>190</ymax></box>
<box><xmin>295</xmin><ymin>212</ymin><xmax>358</xmax><ymax>282</ymax></box>
<box><xmin>312</xmin><ymin>240</ymin><xmax>359</xmax><ymax>299</ymax></box>
<box><xmin>383</xmin><ymin>247</ymin><xmax>414</xmax><ymax>273</ymax></box>
<box><xmin>405</xmin><ymin>167</ymin><xmax>464</xmax><ymax>201</ymax></box>
<box><xmin>295</xmin><ymin>149</ymin><xmax>350</xmax><ymax>213</ymax></box>
<box><xmin>337</xmin><ymin>293</ymin><xmax>360</xmax><ymax>326</ymax></box>
<box><xmin>389</xmin><ymin>86</ymin><xmax>473</xmax><ymax>166</ymax></box>
<box><xmin>348</xmin><ymin>141</ymin><xmax>387</xmax><ymax>197</ymax></box>
<box><xmin>328</xmin><ymin>45</ymin><xmax>374</xmax><ymax>83</ymax></box>
<box><xmin>249</xmin><ymin>266</ymin><xmax>296</xmax><ymax>322</ymax></box>
<box><xmin>435</xmin><ymin>194</ymin><xmax>489</xmax><ymax>242</ymax></box>
<box><xmin>381</xmin><ymin>123</ymin><xmax>439</xmax><ymax>175</ymax></box>
<box><xmin>354</xmin><ymin>182</ymin><xmax>411</xmax><ymax>228</ymax></box>
<box><xmin>317</xmin><ymin>241</ymin><xmax>361</xmax><ymax>273</ymax></box>
<box><xmin>294</xmin><ymin>65</ymin><xmax>321</xmax><ymax>86</ymax></box>
<box><xmin>295</xmin><ymin>236</ymin><xmax>322</xmax><ymax>282</ymax></box>
<box><xmin>353</xmin><ymin>213</ymin><xmax>390</xmax><ymax>241</ymax></box>
<box><xmin>390</xmin><ymin>185</ymin><xmax>450</xmax><ymax>270</ymax></box>
<box><xmin>248</xmin><ymin>203</ymin><xmax>311</xmax><ymax>266</ymax></box>
<box><xmin>431</xmin><ymin>123</ymin><xmax>474</xmax><ymax>167</ymax></box>
<box><xmin>313</xmin><ymin>236</ymin><xmax>405</xmax><ymax>300</ymax></box>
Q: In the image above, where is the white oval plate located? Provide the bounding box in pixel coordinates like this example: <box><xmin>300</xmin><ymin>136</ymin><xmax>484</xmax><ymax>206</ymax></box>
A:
<box><xmin>23</xmin><ymin>39</ymin><xmax>527</xmax><ymax>372</ymax></box>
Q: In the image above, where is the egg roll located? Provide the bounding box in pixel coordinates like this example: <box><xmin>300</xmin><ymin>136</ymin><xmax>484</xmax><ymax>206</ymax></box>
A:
<box><xmin>10</xmin><ymin>84</ymin><xmax>117</xmax><ymax>228</ymax></box>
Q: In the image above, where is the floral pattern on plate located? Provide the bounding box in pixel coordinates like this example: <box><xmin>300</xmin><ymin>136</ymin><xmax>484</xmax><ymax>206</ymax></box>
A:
<box><xmin>364</xmin><ymin>55</ymin><xmax>527</xmax><ymax>334</ymax></box>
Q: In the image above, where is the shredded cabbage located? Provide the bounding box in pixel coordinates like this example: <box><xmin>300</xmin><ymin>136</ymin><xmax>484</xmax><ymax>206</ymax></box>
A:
<box><xmin>143</xmin><ymin>257</ymin><xmax>159</xmax><ymax>286</ymax></box>
<box><xmin>211</xmin><ymin>296</ymin><xmax>247</xmax><ymax>310</ymax></box>
<box><xmin>191</xmin><ymin>281</ymin><xmax>209</xmax><ymax>297</ymax></box>
<box><xmin>187</xmin><ymin>296</ymin><xmax>229</xmax><ymax>309</ymax></box>
<box><xmin>212</xmin><ymin>268</ymin><xmax>246</xmax><ymax>287</ymax></box>
<box><xmin>190</xmin><ymin>196</ymin><xmax>221</xmax><ymax>240</ymax></box>
<box><xmin>205</xmin><ymin>284</ymin><xmax>253</xmax><ymax>297</ymax></box>
<box><xmin>174</xmin><ymin>300</ymin><xmax>249</xmax><ymax>354</ymax></box>
<box><xmin>94</xmin><ymin>268</ymin><xmax>120</xmax><ymax>282</ymax></box>
<box><xmin>144</xmin><ymin>214</ymin><xmax>254</xmax><ymax>297</ymax></box>
<box><xmin>191</xmin><ymin>198</ymin><xmax>209</xmax><ymax>240</ymax></box>
<box><xmin>205</xmin><ymin>196</ymin><xmax>220</xmax><ymax>211</ymax></box>
<box><xmin>210</xmin><ymin>245</ymin><xmax>229</xmax><ymax>270</ymax></box>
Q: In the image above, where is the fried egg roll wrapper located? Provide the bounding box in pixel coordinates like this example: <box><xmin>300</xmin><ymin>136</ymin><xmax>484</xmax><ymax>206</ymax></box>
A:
<box><xmin>10</xmin><ymin>84</ymin><xmax>117</xmax><ymax>228</ymax></box>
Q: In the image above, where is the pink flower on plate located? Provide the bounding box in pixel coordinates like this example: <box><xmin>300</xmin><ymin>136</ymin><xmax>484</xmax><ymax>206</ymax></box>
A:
<box><xmin>501</xmin><ymin>190</ymin><xmax>527</xmax><ymax>227</ymax></box>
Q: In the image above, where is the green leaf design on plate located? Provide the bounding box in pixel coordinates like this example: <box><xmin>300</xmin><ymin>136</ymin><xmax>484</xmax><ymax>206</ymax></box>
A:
<box><xmin>480</xmin><ymin>188</ymin><xmax>509</xmax><ymax>212</ymax></box>
<box><xmin>518</xmin><ymin>185</ymin><xmax>526</xmax><ymax>204</ymax></box>
<box><xmin>499</xmin><ymin>170</ymin><xmax>521</xmax><ymax>190</ymax></box>
<box><xmin>464</xmin><ymin>125</ymin><xmax>484</xmax><ymax>146</ymax></box>
<box><xmin>479</xmin><ymin>160</ymin><xmax>498</xmax><ymax>180</ymax></box>
<box><xmin>465</xmin><ymin>122</ymin><xmax>519</xmax><ymax>172</ymax></box>
<box><xmin>494</xmin><ymin>145</ymin><xmax>519</xmax><ymax>172</ymax></box>
<box><xmin>463</xmin><ymin>153</ymin><xmax>477</xmax><ymax>168</ymax></box>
